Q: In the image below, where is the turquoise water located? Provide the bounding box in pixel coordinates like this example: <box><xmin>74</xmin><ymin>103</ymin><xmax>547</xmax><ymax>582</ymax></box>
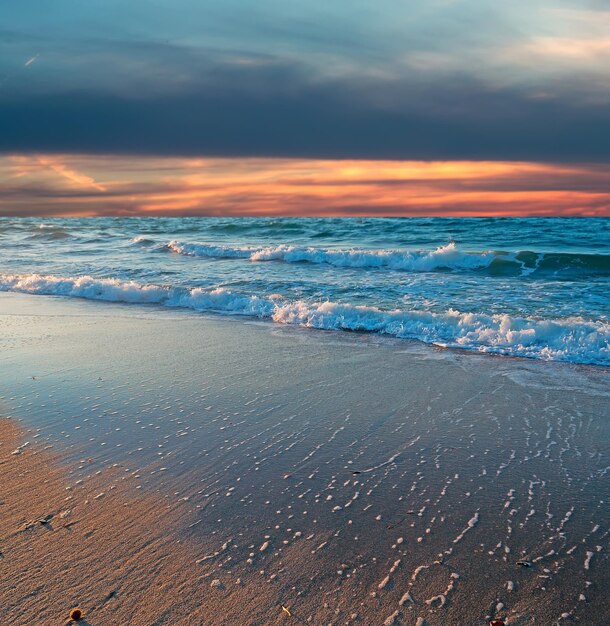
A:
<box><xmin>1</xmin><ymin>217</ymin><xmax>608</xmax><ymax>364</ymax></box>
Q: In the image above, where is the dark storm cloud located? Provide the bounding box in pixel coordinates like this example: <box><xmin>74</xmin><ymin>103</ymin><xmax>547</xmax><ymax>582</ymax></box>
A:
<box><xmin>1</xmin><ymin>70</ymin><xmax>610</xmax><ymax>161</ymax></box>
<box><xmin>1</xmin><ymin>0</ymin><xmax>610</xmax><ymax>161</ymax></box>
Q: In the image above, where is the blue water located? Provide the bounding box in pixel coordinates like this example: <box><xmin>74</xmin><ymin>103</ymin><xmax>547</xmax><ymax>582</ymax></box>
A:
<box><xmin>1</xmin><ymin>217</ymin><xmax>608</xmax><ymax>364</ymax></box>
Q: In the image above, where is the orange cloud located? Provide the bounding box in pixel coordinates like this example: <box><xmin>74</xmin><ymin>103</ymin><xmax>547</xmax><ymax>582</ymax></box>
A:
<box><xmin>1</xmin><ymin>154</ymin><xmax>609</xmax><ymax>217</ymax></box>
<box><xmin>7</xmin><ymin>155</ymin><xmax>107</xmax><ymax>192</ymax></box>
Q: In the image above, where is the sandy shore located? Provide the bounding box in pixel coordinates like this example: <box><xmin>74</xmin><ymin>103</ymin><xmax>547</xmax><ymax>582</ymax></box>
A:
<box><xmin>0</xmin><ymin>417</ymin><xmax>327</xmax><ymax>625</ymax></box>
<box><xmin>1</xmin><ymin>292</ymin><xmax>609</xmax><ymax>625</ymax></box>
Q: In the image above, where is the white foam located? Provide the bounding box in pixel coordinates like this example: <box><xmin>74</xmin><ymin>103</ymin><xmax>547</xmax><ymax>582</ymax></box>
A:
<box><xmin>167</xmin><ymin>241</ymin><xmax>496</xmax><ymax>272</ymax></box>
<box><xmin>453</xmin><ymin>512</ymin><xmax>480</xmax><ymax>544</ymax></box>
<box><xmin>411</xmin><ymin>564</ymin><xmax>429</xmax><ymax>581</ymax></box>
<box><xmin>130</xmin><ymin>235</ymin><xmax>155</xmax><ymax>245</ymax></box>
<box><xmin>383</xmin><ymin>610</ymin><xmax>400</xmax><ymax>626</ymax></box>
<box><xmin>584</xmin><ymin>551</ymin><xmax>594</xmax><ymax>570</ymax></box>
<box><xmin>1</xmin><ymin>273</ymin><xmax>608</xmax><ymax>365</ymax></box>
<box><xmin>11</xmin><ymin>441</ymin><xmax>30</xmax><ymax>455</ymax></box>
<box><xmin>399</xmin><ymin>592</ymin><xmax>414</xmax><ymax>605</ymax></box>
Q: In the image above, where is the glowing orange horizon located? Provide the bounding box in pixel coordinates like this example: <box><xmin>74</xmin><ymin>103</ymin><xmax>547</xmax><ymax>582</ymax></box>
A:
<box><xmin>1</xmin><ymin>154</ymin><xmax>609</xmax><ymax>217</ymax></box>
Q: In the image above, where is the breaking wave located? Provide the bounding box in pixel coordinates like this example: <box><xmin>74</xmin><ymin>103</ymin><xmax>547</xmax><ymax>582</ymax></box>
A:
<box><xmin>1</xmin><ymin>273</ymin><xmax>608</xmax><ymax>365</ymax></box>
<box><xmin>166</xmin><ymin>241</ymin><xmax>610</xmax><ymax>277</ymax></box>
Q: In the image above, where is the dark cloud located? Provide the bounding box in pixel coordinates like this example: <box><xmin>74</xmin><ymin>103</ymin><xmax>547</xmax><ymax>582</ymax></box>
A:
<box><xmin>1</xmin><ymin>1</ymin><xmax>610</xmax><ymax>162</ymax></box>
<box><xmin>1</xmin><ymin>70</ymin><xmax>610</xmax><ymax>162</ymax></box>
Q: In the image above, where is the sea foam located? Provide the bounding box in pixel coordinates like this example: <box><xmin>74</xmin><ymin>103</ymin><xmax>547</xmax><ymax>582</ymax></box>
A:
<box><xmin>167</xmin><ymin>241</ymin><xmax>497</xmax><ymax>272</ymax></box>
<box><xmin>1</xmin><ymin>273</ymin><xmax>608</xmax><ymax>365</ymax></box>
<box><xmin>165</xmin><ymin>240</ymin><xmax>610</xmax><ymax>278</ymax></box>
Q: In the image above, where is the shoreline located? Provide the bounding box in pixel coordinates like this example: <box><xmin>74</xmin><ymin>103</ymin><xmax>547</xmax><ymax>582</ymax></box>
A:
<box><xmin>1</xmin><ymin>292</ymin><xmax>609</xmax><ymax>625</ymax></box>
<box><xmin>0</xmin><ymin>282</ymin><xmax>607</xmax><ymax>366</ymax></box>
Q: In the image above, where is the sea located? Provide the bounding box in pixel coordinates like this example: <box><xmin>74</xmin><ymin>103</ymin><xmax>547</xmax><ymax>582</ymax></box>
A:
<box><xmin>0</xmin><ymin>217</ymin><xmax>608</xmax><ymax>365</ymax></box>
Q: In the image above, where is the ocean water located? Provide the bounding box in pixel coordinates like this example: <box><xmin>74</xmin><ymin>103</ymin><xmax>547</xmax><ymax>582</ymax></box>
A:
<box><xmin>0</xmin><ymin>217</ymin><xmax>608</xmax><ymax>364</ymax></box>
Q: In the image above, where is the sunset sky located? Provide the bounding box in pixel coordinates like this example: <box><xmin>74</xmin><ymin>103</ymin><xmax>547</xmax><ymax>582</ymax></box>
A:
<box><xmin>1</xmin><ymin>0</ymin><xmax>610</xmax><ymax>216</ymax></box>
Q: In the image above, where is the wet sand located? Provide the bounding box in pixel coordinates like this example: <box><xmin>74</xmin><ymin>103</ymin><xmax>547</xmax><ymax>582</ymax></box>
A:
<box><xmin>1</xmin><ymin>292</ymin><xmax>609</xmax><ymax>625</ymax></box>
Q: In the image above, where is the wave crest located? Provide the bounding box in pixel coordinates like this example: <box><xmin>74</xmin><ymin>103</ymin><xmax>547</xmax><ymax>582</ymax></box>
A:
<box><xmin>166</xmin><ymin>241</ymin><xmax>610</xmax><ymax>277</ymax></box>
<box><xmin>167</xmin><ymin>241</ymin><xmax>495</xmax><ymax>272</ymax></box>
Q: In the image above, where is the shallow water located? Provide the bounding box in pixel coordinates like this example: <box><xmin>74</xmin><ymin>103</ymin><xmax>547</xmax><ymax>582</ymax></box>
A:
<box><xmin>0</xmin><ymin>217</ymin><xmax>608</xmax><ymax>363</ymax></box>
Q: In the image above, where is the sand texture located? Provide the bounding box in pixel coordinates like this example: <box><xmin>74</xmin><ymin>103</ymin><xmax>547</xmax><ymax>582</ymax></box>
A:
<box><xmin>1</xmin><ymin>292</ymin><xmax>609</xmax><ymax>625</ymax></box>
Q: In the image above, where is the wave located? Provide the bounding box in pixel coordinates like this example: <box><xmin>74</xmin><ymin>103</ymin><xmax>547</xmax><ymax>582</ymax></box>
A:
<box><xmin>166</xmin><ymin>241</ymin><xmax>610</xmax><ymax>277</ymax></box>
<box><xmin>167</xmin><ymin>241</ymin><xmax>496</xmax><ymax>272</ymax></box>
<box><xmin>130</xmin><ymin>235</ymin><xmax>156</xmax><ymax>246</ymax></box>
<box><xmin>27</xmin><ymin>224</ymin><xmax>71</xmax><ymax>240</ymax></box>
<box><xmin>1</xmin><ymin>273</ymin><xmax>608</xmax><ymax>365</ymax></box>
<box><xmin>203</xmin><ymin>218</ymin><xmax>316</xmax><ymax>236</ymax></box>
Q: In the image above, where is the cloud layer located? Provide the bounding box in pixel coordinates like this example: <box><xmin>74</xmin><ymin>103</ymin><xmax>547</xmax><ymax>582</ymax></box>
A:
<box><xmin>2</xmin><ymin>154</ymin><xmax>609</xmax><ymax>216</ymax></box>
<box><xmin>1</xmin><ymin>1</ymin><xmax>610</xmax><ymax>161</ymax></box>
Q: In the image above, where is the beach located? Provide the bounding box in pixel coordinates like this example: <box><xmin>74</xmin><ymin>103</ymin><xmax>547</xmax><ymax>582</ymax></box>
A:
<box><xmin>1</xmin><ymin>291</ymin><xmax>608</xmax><ymax>625</ymax></box>
<box><xmin>3</xmin><ymin>0</ymin><xmax>610</xmax><ymax>617</ymax></box>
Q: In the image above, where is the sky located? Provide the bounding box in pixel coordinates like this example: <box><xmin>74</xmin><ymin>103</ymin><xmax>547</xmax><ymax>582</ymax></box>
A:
<box><xmin>1</xmin><ymin>0</ymin><xmax>610</xmax><ymax>216</ymax></box>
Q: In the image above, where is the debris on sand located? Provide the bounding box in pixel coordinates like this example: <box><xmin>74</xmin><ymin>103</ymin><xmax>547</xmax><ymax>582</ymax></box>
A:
<box><xmin>11</xmin><ymin>442</ymin><xmax>30</xmax><ymax>455</ymax></box>
<box><xmin>69</xmin><ymin>607</ymin><xmax>83</xmax><ymax>621</ymax></box>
